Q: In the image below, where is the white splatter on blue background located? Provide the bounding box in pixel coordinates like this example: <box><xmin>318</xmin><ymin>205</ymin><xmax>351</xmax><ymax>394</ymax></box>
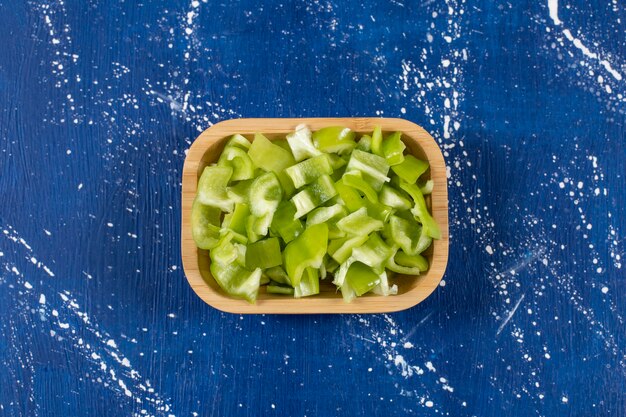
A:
<box><xmin>0</xmin><ymin>0</ymin><xmax>624</xmax><ymax>416</ymax></box>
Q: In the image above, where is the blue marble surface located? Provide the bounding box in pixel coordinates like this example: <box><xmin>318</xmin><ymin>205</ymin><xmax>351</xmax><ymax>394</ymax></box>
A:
<box><xmin>1</xmin><ymin>0</ymin><xmax>624</xmax><ymax>416</ymax></box>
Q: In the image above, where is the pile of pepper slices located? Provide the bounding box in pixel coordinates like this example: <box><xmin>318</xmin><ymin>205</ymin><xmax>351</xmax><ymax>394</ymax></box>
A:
<box><xmin>192</xmin><ymin>125</ymin><xmax>440</xmax><ymax>303</ymax></box>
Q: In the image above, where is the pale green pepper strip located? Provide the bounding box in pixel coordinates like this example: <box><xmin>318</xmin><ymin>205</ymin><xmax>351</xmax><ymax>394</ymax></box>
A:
<box><xmin>196</xmin><ymin>165</ymin><xmax>234</xmax><ymax>212</ymax></box>
<box><xmin>306</xmin><ymin>204</ymin><xmax>347</xmax><ymax>226</ymax></box>
<box><xmin>312</xmin><ymin>126</ymin><xmax>356</xmax><ymax>154</ymax></box>
<box><xmin>211</xmin><ymin>231</ymin><xmax>241</xmax><ymax>265</ymax></box>
<box><xmin>210</xmin><ymin>261</ymin><xmax>262</xmax><ymax>303</ymax></box>
<box><xmin>223</xmin><ymin>203</ymin><xmax>249</xmax><ymax>236</ymax></box>
<box><xmin>334</xmin><ymin>178</ymin><xmax>365</xmax><ymax>212</ymax></box>
<box><xmin>286</xmin><ymin>124</ymin><xmax>322</xmax><ymax>161</ymax></box>
<box><xmin>245</xmin><ymin>237</ymin><xmax>283</xmax><ymax>270</ymax></box>
<box><xmin>395</xmin><ymin>251</ymin><xmax>429</xmax><ymax>272</ymax></box>
<box><xmin>217</xmin><ymin>146</ymin><xmax>255</xmax><ymax>181</ymax></box>
<box><xmin>270</xmin><ymin>201</ymin><xmax>304</xmax><ymax>244</ymax></box>
<box><xmin>336</xmin><ymin>207</ymin><xmax>383</xmax><ymax>236</ymax></box>
<box><xmin>285</xmin><ymin>154</ymin><xmax>333</xmax><ymax>189</ymax></box>
<box><xmin>361</xmin><ymin>198</ymin><xmax>394</xmax><ymax>222</ymax></box>
<box><xmin>267</xmin><ymin>284</ymin><xmax>294</xmax><ymax>295</ymax></box>
<box><xmin>370</xmin><ymin>125</ymin><xmax>383</xmax><ymax>156</ymax></box>
<box><xmin>294</xmin><ymin>267</ymin><xmax>320</xmax><ymax>298</ymax></box>
<box><xmin>343</xmin><ymin>171</ymin><xmax>378</xmax><ymax>203</ymax></box>
<box><xmin>384</xmin><ymin>215</ymin><xmax>422</xmax><ymax>255</ymax></box>
<box><xmin>391</xmin><ymin>154</ymin><xmax>429</xmax><ymax>184</ymax></box>
<box><xmin>248</xmin><ymin>133</ymin><xmax>296</xmax><ymax>173</ymax></box>
<box><xmin>265</xmin><ymin>266</ymin><xmax>291</xmax><ymax>286</ymax></box>
<box><xmin>291</xmin><ymin>175</ymin><xmax>337</xmax><ymax>219</ymax></box>
<box><xmin>191</xmin><ymin>199</ymin><xmax>222</xmax><ymax>249</ymax></box>
<box><xmin>351</xmin><ymin>233</ymin><xmax>395</xmax><ymax>273</ymax></box>
<box><xmin>283</xmin><ymin>223</ymin><xmax>328</xmax><ymax>286</ymax></box>
<box><xmin>386</xmin><ymin>250</ymin><xmax>422</xmax><ymax>275</ymax></box>
<box><xmin>382</xmin><ymin>131</ymin><xmax>406</xmax><ymax>166</ymax></box>
<box><xmin>400</xmin><ymin>181</ymin><xmax>441</xmax><ymax>239</ymax></box>
<box><xmin>346</xmin><ymin>261</ymin><xmax>381</xmax><ymax>296</ymax></box>
<box><xmin>379</xmin><ymin>185</ymin><xmax>412</xmax><ymax>210</ymax></box>
<box><xmin>248</xmin><ymin>172</ymin><xmax>282</xmax><ymax>218</ymax></box>
<box><xmin>227</xmin><ymin>179</ymin><xmax>254</xmax><ymax>204</ymax></box>
<box><xmin>356</xmin><ymin>134</ymin><xmax>372</xmax><ymax>152</ymax></box>
<box><xmin>371</xmin><ymin>270</ymin><xmax>397</xmax><ymax>296</ymax></box>
<box><xmin>345</xmin><ymin>149</ymin><xmax>390</xmax><ymax>186</ymax></box>
<box><xmin>225</xmin><ymin>133</ymin><xmax>251</xmax><ymax>150</ymax></box>
<box><xmin>328</xmin><ymin>234</ymin><xmax>369</xmax><ymax>264</ymax></box>
<box><xmin>327</xmin><ymin>154</ymin><xmax>347</xmax><ymax>170</ymax></box>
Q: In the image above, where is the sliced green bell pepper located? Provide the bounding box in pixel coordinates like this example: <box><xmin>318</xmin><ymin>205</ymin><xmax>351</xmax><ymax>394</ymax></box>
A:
<box><xmin>294</xmin><ymin>267</ymin><xmax>320</xmax><ymax>298</ymax></box>
<box><xmin>312</xmin><ymin>126</ymin><xmax>357</xmax><ymax>154</ymax></box>
<box><xmin>196</xmin><ymin>165</ymin><xmax>234</xmax><ymax>212</ymax></box>
<box><xmin>336</xmin><ymin>207</ymin><xmax>383</xmax><ymax>236</ymax></box>
<box><xmin>266</xmin><ymin>284</ymin><xmax>295</xmax><ymax>295</ymax></box>
<box><xmin>248</xmin><ymin>171</ymin><xmax>282</xmax><ymax>218</ymax></box>
<box><xmin>245</xmin><ymin>237</ymin><xmax>283</xmax><ymax>270</ymax></box>
<box><xmin>384</xmin><ymin>215</ymin><xmax>422</xmax><ymax>255</ymax></box>
<box><xmin>334</xmin><ymin>177</ymin><xmax>365</xmax><ymax>212</ymax></box>
<box><xmin>285</xmin><ymin>154</ymin><xmax>333</xmax><ymax>189</ymax></box>
<box><xmin>291</xmin><ymin>175</ymin><xmax>337</xmax><ymax>219</ymax></box>
<box><xmin>286</xmin><ymin>124</ymin><xmax>322</xmax><ymax>161</ymax></box>
<box><xmin>356</xmin><ymin>134</ymin><xmax>372</xmax><ymax>152</ymax></box>
<box><xmin>391</xmin><ymin>154</ymin><xmax>429</xmax><ymax>184</ymax></box>
<box><xmin>399</xmin><ymin>181</ymin><xmax>441</xmax><ymax>239</ymax></box>
<box><xmin>283</xmin><ymin>223</ymin><xmax>328</xmax><ymax>286</ymax></box>
<box><xmin>346</xmin><ymin>261</ymin><xmax>381</xmax><ymax>296</ymax></box>
<box><xmin>351</xmin><ymin>233</ymin><xmax>394</xmax><ymax>273</ymax></box>
<box><xmin>248</xmin><ymin>133</ymin><xmax>296</xmax><ymax>173</ymax></box>
<box><xmin>328</xmin><ymin>234</ymin><xmax>370</xmax><ymax>264</ymax></box>
<box><xmin>217</xmin><ymin>146</ymin><xmax>255</xmax><ymax>181</ymax></box>
<box><xmin>370</xmin><ymin>125</ymin><xmax>383</xmax><ymax>156</ymax></box>
<box><xmin>382</xmin><ymin>131</ymin><xmax>406</xmax><ymax>166</ymax></box>
<box><xmin>270</xmin><ymin>200</ymin><xmax>304</xmax><ymax>243</ymax></box>
<box><xmin>265</xmin><ymin>266</ymin><xmax>291</xmax><ymax>285</ymax></box>
<box><xmin>191</xmin><ymin>199</ymin><xmax>222</xmax><ymax>249</ymax></box>
<box><xmin>210</xmin><ymin>261</ymin><xmax>262</xmax><ymax>303</ymax></box>
<box><xmin>395</xmin><ymin>250</ymin><xmax>429</xmax><ymax>271</ymax></box>
<box><xmin>225</xmin><ymin>133</ymin><xmax>251</xmax><ymax>150</ymax></box>
<box><xmin>379</xmin><ymin>185</ymin><xmax>412</xmax><ymax>210</ymax></box>
<box><xmin>345</xmin><ymin>149</ymin><xmax>390</xmax><ymax>190</ymax></box>
<box><xmin>343</xmin><ymin>171</ymin><xmax>378</xmax><ymax>203</ymax></box>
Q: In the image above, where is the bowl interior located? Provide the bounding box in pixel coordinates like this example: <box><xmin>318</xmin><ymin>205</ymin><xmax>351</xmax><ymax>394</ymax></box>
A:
<box><xmin>195</xmin><ymin>130</ymin><xmax>436</xmax><ymax>300</ymax></box>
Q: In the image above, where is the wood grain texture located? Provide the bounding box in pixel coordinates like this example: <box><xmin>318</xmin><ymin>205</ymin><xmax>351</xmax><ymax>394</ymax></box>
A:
<box><xmin>181</xmin><ymin>118</ymin><xmax>449</xmax><ymax>313</ymax></box>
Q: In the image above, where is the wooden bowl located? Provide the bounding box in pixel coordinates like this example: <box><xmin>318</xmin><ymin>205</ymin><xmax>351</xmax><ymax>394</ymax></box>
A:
<box><xmin>181</xmin><ymin>118</ymin><xmax>449</xmax><ymax>314</ymax></box>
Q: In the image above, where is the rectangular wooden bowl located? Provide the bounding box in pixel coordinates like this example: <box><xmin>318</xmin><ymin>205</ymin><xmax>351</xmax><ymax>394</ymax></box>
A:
<box><xmin>181</xmin><ymin>118</ymin><xmax>449</xmax><ymax>314</ymax></box>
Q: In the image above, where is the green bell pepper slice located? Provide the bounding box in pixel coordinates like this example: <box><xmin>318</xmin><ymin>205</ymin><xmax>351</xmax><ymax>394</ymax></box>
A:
<box><xmin>265</xmin><ymin>266</ymin><xmax>291</xmax><ymax>285</ymax></box>
<box><xmin>245</xmin><ymin>237</ymin><xmax>283</xmax><ymax>270</ymax></box>
<box><xmin>399</xmin><ymin>181</ymin><xmax>441</xmax><ymax>239</ymax></box>
<box><xmin>419</xmin><ymin>179</ymin><xmax>434</xmax><ymax>195</ymax></box>
<box><xmin>191</xmin><ymin>199</ymin><xmax>222</xmax><ymax>250</ymax></box>
<box><xmin>225</xmin><ymin>133</ymin><xmax>251</xmax><ymax>150</ymax></box>
<box><xmin>283</xmin><ymin>223</ymin><xmax>328</xmax><ymax>286</ymax></box>
<box><xmin>345</xmin><ymin>149</ymin><xmax>390</xmax><ymax>190</ymax></box>
<box><xmin>391</xmin><ymin>154</ymin><xmax>429</xmax><ymax>184</ymax></box>
<box><xmin>306</xmin><ymin>204</ymin><xmax>347</xmax><ymax>226</ymax></box>
<box><xmin>370</xmin><ymin>125</ymin><xmax>384</xmax><ymax>156</ymax></box>
<box><xmin>285</xmin><ymin>154</ymin><xmax>333</xmax><ymax>189</ymax></box>
<box><xmin>210</xmin><ymin>261</ymin><xmax>262</xmax><ymax>303</ymax></box>
<box><xmin>294</xmin><ymin>267</ymin><xmax>320</xmax><ymax>298</ymax></box>
<box><xmin>266</xmin><ymin>284</ymin><xmax>295</xmax><ymax>295</ymax></box>
<box><xmin>196</xmin><ymin>165</ymin><xmax>234</xmax><ymax>212</ymax></box>
<box><xmin>356</xmin><ymin>134</ymin><xmax>372</xmax><ymax>152</ymax></box>
<box><xmin>217</xmin><ymin>146</ymin><xmax>255</xmax><ymax>181</ymax></box>
<box><xmin>211</xmin><ymin>231</ymin><xmax>241</xmax><ymax>265</ymax></box>
<box><xmin>336</xmin><ymin>207</ymin><xmax>383</xmax><ymax>236</ymax></box>
<box><xmin>351</xmin><ymin>232</ymin><xmax>395</xmax><ymax>273</ymax></box>
<box><xmin>382</xmin><ymin>131</ymin><xmax>406</xmax><ymax>166</ymax></box>
<box><xmin>386</xmin><ymin>251</ymin><xmax>422</xmax><ymax>275</ymax></box>
<box><xmin>334</xmin><ymin>178</ymin><xmax>365</xmax><ymax>212</ymax></box>
<box><xmin>248</xmin><ymin>171</ymin><xmax>282</xmax><ymax>219</ymax></box>
<box><xmin>345</xmin><ymin>261</ymin><xmax>381</xmax><ymax>296</ymax></box>
<box><xmin>221</xmin><ymin>202</ymin><xmax>249</xmax><ymax>236</ymax></box>
<box><xmin>342</xmin><ymin>171</ymin><xmax>378</xmax><ymax>203</ymax></box>
<box><xmin>291</xmin><ymin>175</ymin><xmax>337</xmax><ymax>219</ymax></box>
<box><xmin>270</xmin><ymin>201</ymin><xmax>304</xmax><ymax>243</ymax></box>
<box><xmin>286</xmin><ymin>124</ymin><xmax>323</xmax><ymax>161</ymax></box>
<box><xmin>371</xmin><ymin>270</ymin><xmax>397</xmax><ymax>296</ymax></box>
<box><xmin>248</xmin><ymin>133</ymin><xmax>296</xmax><ymax>173</ymax></box>
<box><xmin>379</xmin><ymin>185</ymin><xmax>412</xmax><ymax>210</ymax></box>
<box><xmin>384</xmin><ymin>215</ymin><xmax>422</xmax><ymax>255</ymax></box>
<box><xmin>327</xmin><ymin>154</ymin><xmax>347</xmax><ymax>170</ymax></box>
<box><xmin>328</xmin><ymin>234</ymin><xmax>369</xmax><ymax>264</ymax></box>
<box><xmin>312</xmin><ymin>126</ymin><xmax>357</xmax><ymax>154</ymax></box>
<box><xmin>395</xmin><ymin>251</ymin><xmax>429</xmax><ymax>271</ymax></box>
<box><xmin>361</xmin><ymin>198</ymin><xmax>394</xmax><ymax>223</ymax></box>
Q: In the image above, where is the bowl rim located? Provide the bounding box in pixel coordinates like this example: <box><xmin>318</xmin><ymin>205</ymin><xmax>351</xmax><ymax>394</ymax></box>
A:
<box><xmin>181</xmin><ymin>117</ymin><xmax>449</xmax><ymax>314</ymax></box>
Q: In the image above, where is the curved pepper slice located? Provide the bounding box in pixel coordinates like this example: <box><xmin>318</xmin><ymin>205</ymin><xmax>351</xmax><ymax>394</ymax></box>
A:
<box><xmin>370</xmin><ymin>125</ymin><xmax>384</xmax><ymax>156</ymax></box>
<box><xmin>334</xmin><ymin>178</ymin><xmax>365</xmax><ymax>212</ymax></box>
<box><xmin>312</xmin><ymin>126</ymin><xmax>357</xmax><ymax>154</ymax></box>
<box><xmin>294</xmin><ymin>267</ymin><xmax>320</xmax><ymax>298</ymax></box>
<box><xmin>400</xmin><ymin>181</ymin><xmax>441</xmax><ymax>239</ymax></box>
<box><xmin>346</xmin><ymin>261</ymin><xmax>381</xmax><ymax>296</ymax></box>
<box><xmin>248</xmin><ymin>133</ymin><xmax>296</xmax><ymax>173</ymax></box>
<box><xmin>343</xmin><ymin>171</ymin><xmax>378</xmax><ymax>203</ymax></box>
<box><xmin>286</xmin><ymin>124</ymin><xmax>322</xmax><ymax>161</ymax></box>
<box><xmin>285</xmin><ymin>154</ymin><xmax>333</xmax><ymax>189</ymax></box>
<box><xmin>210</xmin><ymin>261</ymin><xmax>262</xmax><ymax>303</ymax></box>
<box><xmin>356</xmin><ymin>134</ymin><xmax>372</xmax><ymax>152</ymax></box>
<box><xmin>191</xmin><ymin>199</ymin><xmax>222</xmax><ymax>249</ymax></box>
<box><xmin>384</xmin><ymin>215</ymin><xmax>422</xmax><ymax>255</ymax></box>
<box><xmin>345</xmin><ymin>149</ymin><xmax>390</xmax><ymax>191</ymax></box>
<box><xmin>395</xmin><ymin>250</ymin><xmax>429</xmax><ymax>271</ymax></box>
<box><xmin>283</xmin><ymin>223</ymin><xmax>328</xmax><ymax>286</ymax></box>
<box><xmin>225</xmin><ymin>133</ymin><xmax>251</xmax><ymax>150</ymax></box>
<box><xmin>328</xmin><ymin>234</ymin><xmax>369</xmax><ymax>264</ymax></box>
<box><xmin>246</xmin><ymin>237</ymin><xmax>283</xmax><ymax>270</ymax></box>
<box><xmin>379</xmin><ymin>185</ymin><xmax>412</xmax><ymax>210</ymax></box>
<box><xmin>218</xmin><ymin>146</ymin><xmax>255</xmax><ymax>181</ymax></box>
<box><xmin>391</xmin><ymin>154</ymin><xmax>429</xmax><ymax>184</ymax></box>
<box><xmin>351</xmin><ymin>233</ymin><xmax>395</xmax><ymax>274</ymax></box>
<box><xmin>196</xmin><ymin>165</ymin><xmax>234</xmax><ymax>212</ymax></box>
<box><xmin>291</xmin><ymin>175</ymin><xmax>337</xmax><ymax>219</ymax></box>
<box><xmin>270</xmin><ymin>201</ymin><xmax>304</xmax><ymax>243</ymax></box>
<box><xmin>336</xmin><ymin>207</ymin><xmax>383</xmax><ymax>236</ymax></box>
<box><xmin>248</xmin><ymin>171</ymin><xmax>282</xmax><ymax>220</ymax></box>
<box><xmin>382</xmin><ymin>131</ymin><xmax>406</xmax><ymax>166</ymax></box>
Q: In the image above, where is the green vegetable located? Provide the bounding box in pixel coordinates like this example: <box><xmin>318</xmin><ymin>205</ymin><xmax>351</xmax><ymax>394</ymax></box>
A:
<box><xmin>283</xmin><ymin>223</ymin><xmax>328</xmax><ymax>286</ymax></box>
<box><xmin>196</xmin><ymin>165</ymin><xmax>234</xmax><ymax>212</ymax></box>
<box><xmin>246</xmin><ymin>237</ymin><xmax>283</xmax><ymax>269</ymax></box>
<box><xmin>391</xmin><ymin>154</ymin><xmax>429</xmax><ymax>184</ymax></box>
<box><xmin>248</xmin><ymin>133</ymin><xmax>295</xmax><ymax>173</ymax></box>
<box><xmin>312</xmin><ymin>126</ymin><xmax>357</xmax><ymax>154</ymax></box>
<box><xmin>191</xmin><ymin>124</ymin><xmax>441</xmax><ymax>303</ymax></box>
